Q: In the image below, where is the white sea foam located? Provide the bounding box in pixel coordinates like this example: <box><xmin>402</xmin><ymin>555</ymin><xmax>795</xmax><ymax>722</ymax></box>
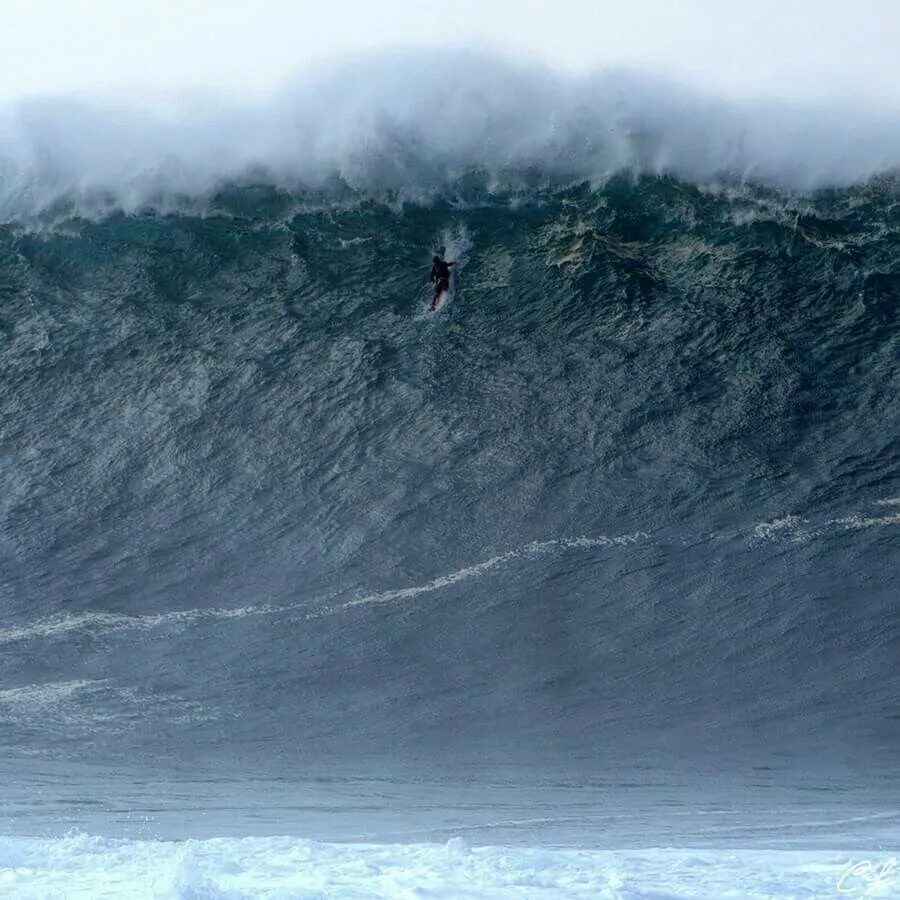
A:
<box><xmin>753</xmin><ymin>504</ymin><xmax>900</xmax><ymax>544</ymax></box>
<box><xmin>1</xmin><ymin>51</ymin><xmax>898</xmax><ymax>222</ymax></box>
<box><xmin>0</xmin><ymin>532</ymin><xmax>646</xmax><ymax>643</ymax></box>
<box><xmin>0</xmin><ymin>831</ymin><xmax>885</xmax><ymax>898</ymax></box>
<box><xmin>342</xmin><ymin>533</ymin><xmax>648</xmax><ymax>608</ymax></box>
<box><xmin>752</xmin><ymin>514</ymin><xmax>807</xmax><ymax>543</ymax></box>
<box><xmin>2</xmin><ymin>501</ymin><xmax>889</xmax><ymax>647</ymax></box>
<box><xmin>0</xmin><ymin>679</ymin><xmax>96</xmax><ymax>711</ymax></box>
<box><xmin>827</xmin><ymin>511</ymin><xmax>900</xmax><ymax>531</ymax></box>
<box><xmin>0</xmin><ymin>604</ymin><xmax>286</xmax><ymax>646</ymax></box>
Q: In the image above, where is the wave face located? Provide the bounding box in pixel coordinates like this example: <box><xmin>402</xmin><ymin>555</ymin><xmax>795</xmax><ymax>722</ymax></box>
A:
<box><xmin>2</xmin><ymin>52</ymin><xmax>900</xmax><ymax>223</ymax></box>
<box><xmin>1</xmin><ymin>169</ymin><xmax>897</xmax><ymax>788</ymax></box>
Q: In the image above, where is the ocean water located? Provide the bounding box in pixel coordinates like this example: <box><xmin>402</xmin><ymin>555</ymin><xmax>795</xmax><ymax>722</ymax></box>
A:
<box><xmin>0</xmin><ymin>53</ymin><xmax>898</xmax><ymax>897</ymax></box>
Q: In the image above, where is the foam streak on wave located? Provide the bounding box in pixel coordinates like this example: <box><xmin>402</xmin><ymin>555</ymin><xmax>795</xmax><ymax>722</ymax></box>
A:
<box><xmin>0</xmin><ymin>534</ymin><xmax>646</xmax><ymax>645</ymax></box>
<box><xmin>341</xmin><ymin>533</ymin><xmax>648</xmax><ymax>609</ymax></box>
<box><xmin>753</xmin><ymin>508</ymin><xmax>900</xmax><ymax>544</ymax></box>
<box><xmin>3</xmin><ymin>500</ymin><xmax>893</xmax><ymax>645</ymax></box>
<box><xmin>0</xmin><ymin>604</ymin><xmax>286</xmax><ymax>646</ymax></box>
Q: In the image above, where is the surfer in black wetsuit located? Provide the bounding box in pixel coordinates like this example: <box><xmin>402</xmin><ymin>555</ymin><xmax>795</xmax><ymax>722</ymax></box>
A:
<box><xmin>429</xmin><ymin>255</ymin><xmax>455</xmax><ymax>309</ymax></box>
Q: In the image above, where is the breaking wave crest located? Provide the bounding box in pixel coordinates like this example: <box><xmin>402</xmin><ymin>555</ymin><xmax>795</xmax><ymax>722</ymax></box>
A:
<box><xmin>2</xmin><ymin>51</ymin><xmax>900</xmax><ymax>222</ymax></box>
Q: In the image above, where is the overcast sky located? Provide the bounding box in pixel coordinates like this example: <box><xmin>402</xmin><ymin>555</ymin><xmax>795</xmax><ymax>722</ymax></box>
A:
<box><xmin>3</xmin><ymin>0</ymin><xmax>899</xmax><ymax>107</ymax></box>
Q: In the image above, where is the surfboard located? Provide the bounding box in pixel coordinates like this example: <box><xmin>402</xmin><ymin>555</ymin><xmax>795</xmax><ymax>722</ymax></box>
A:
<box><xmin>431</xmin><ymin>288</ymin><xmax>450</xmax><ymax>311</ymax></box>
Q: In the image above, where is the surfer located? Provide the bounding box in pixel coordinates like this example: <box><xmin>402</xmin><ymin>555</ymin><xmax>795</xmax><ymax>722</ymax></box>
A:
<box><xmin>429</xmin><ymin>255</ymin><xmax>455</xmax><ymax>310</ymax></box>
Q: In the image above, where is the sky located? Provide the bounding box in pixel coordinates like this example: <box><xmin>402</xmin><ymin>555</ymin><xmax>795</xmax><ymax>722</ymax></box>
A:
<box><xmin>2</xmin><ymin>0</ymin><xmax>899</xmax><ymax>108</ymax></box>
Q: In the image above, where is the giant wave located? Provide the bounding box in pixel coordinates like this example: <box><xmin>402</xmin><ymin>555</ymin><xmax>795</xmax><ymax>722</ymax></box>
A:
<box><xmin>0</xmin><ymin>52</ymin><xmax>898</xmax><ymax>898</ymax></box>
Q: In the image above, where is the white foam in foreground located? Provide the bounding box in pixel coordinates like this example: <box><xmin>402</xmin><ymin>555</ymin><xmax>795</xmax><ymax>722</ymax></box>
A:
<box><xmin>0</xmin><ymin>832</ymin><xmax>890</xmax><ymax>898</ymax></box>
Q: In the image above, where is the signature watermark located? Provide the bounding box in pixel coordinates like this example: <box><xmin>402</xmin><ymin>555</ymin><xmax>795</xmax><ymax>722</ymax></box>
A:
<box><xmin>837</xmin><ymin>857</ymin><xmax>897</xmax><ymax>894</ymax></box>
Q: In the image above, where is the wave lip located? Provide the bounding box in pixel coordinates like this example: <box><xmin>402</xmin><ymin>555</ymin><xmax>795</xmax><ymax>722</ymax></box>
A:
<box><xmin>2</xmin><ymin>51</ymin><xmax>900</xmax><ymax>221</ymax></box>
